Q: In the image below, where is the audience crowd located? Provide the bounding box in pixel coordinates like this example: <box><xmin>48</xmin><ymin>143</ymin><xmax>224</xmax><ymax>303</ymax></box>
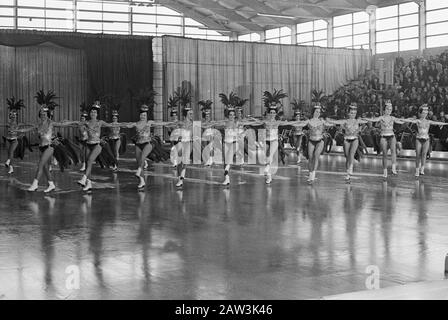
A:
<box><xmin>318</xmin><ymin>50</ymin><xmax>448</xmax><ymax>150</ymax></box>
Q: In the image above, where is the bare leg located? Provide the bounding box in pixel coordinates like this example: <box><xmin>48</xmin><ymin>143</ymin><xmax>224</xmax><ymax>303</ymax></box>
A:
<box><xmin>139</xmin><ymin>143</ymin><xmax>153</xmax><ymax>176</ymax></box>
<box><xmin>420</xmin><ymin>140</ymin><xmax>430</xmax><ymax>174</ymax></box>
<box><xmin>136</xmin><ymin>143</ymin><xmax>153</xmax><ymax>188</ymax></box>
<box><xmin>223</xmin><ymin>142</ymin><xmax>234</xmax><ymax>185</ymax></box>
<box><xmin>236</xmin><ymin>136</ymin><xmax>245</xmax><ymax>165</ymax></box>
<box><xmin>312</xmin><ymin>140</ymin><xmax>324</xmax><ymax>172</ymax></box>
<box><xmin>265</xmin><ymin>140</ymin><xmax>278</xmax><ymax>184</ymax></box>
<box><xmin>28</xmin><ymin>147</ymin><xmax>54</xmax><ymax>191</ymax></box>
<box><xmin>80</xmin><ymin>144</ymin><xmax>86</xmax><ymax>163</ymax></box>
<box><xmin>7</xmin><ymin>139</ymin><xmax>18</xmax><ymax>163</ymax></box>
<box><xmin>34</xmin><ymin>147</ymin><xmax>54</xmax><ymax>181</ymax></box>
<box><xmin>390</xmin><ymin>136</ymin><xmax>397</xmax><ymax>174</ymax></box>
<box><xmin>294</xmin><ymin>135</ymin><xmax>303</xmax><ymax>164</ymax></box>
<box><xmin>114</xmin><ymin>139</ymin><xmax>121</xmax><ymax>161</ymax></box>
<box><xmin>176</xmin><ymin>142</ymin><xmax>190</xmax><ymax>187</ymax></box>
<box><xmin>43</xmin><ymin>162</ymin><xmax>53</xmax><ymax>184</ymax></box>
<box><xmin>135</xmin><ymin>145</ymin><xmax>142</xmax><ymax>169</ymax></box>
<box><xmin>343</xmin><ymin>140</ymin><xmax>350</xmax><ymax>170</ymax></box>
<box><xmin>79</xmin><ymin>143</ymin><xmax>87</xmax><ymax>171</ymax></box>
<box><xmin>415</xmin><ymin>139</ymin><xmax>422</xmax><ymax>172</ymax></box>
<box><xmin>6</xmin><ymin>139</ymin><xmax>18</xmax><ymax>173</ymax></box>
<box><xmin>380</xmin><ymin>137</ymin><xmax>388</xmax><ymax>171</ymax></box>
<box><xmin>267</xmin><ymin>140</ymin><xmax>278</xmax><ymax>167</ymax></box>
<box><xmin>308</xmin><ymin>142</ymin><xmax>316</xmax><ymax>173</ymax></box>
<box><xmin>348</xmin><ymin>139</ymin><xmax>359</xmax><ymax>177</ymax></box>
<box><xmin>85</xmin><ymin>145</ymin><xmax>102</xmax><ymax>179</ymax></box>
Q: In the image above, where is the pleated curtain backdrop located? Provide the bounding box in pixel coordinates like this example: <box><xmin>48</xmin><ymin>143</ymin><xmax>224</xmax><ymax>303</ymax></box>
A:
<box><xmin>0</xmin><ymin>30</ymin><xmax>153</xmax><ymax>141</ymax></box>
<box><xmin>162</xmin><ymin>36</ymin><xmax>371</xmax><ymax>120</ymax></box>
<box><xmin>0</xmin><ymin>42</ymin><xmax>87</xmax><ymax>140</ymax></box>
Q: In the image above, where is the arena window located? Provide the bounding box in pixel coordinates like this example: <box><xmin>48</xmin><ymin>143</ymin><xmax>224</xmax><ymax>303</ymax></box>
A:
<box><xmin>376</xmin><ymin>2</ymin><xmax>419</xmax><ymax>54</ymax></box>
<box><xmin>333</xmin><ymin>12</ymin><xmax>369</xmax><ymax>49</ymax></box>
<box><xmin>265</xmin><ymin>26</ymin><xmax>291</xmax><ymax>44</ymax></box>
<box><xmin>297</xmin><ymin>19</ymin><xmax>327</xmax><ymax>47</ymax></box>
<box><xmin>426</xmin><ymin>0</ymin><xmax>448</xmax><ymax>48</ymax></box>
<box><xmin>238</xmin><ymin>33</ymin><xmax>261</xmax><ymax>42</ymax></box>
<box><xmin>0</xmin><ymin>0</ymin><xmax>228</xmax><ymax>39</ymax></box>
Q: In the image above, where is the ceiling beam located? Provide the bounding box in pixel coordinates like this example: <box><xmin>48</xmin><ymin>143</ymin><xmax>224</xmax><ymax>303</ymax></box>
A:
<box><xmin>342</xmin><ymin>0</ymin><xmax>372</xmax><ymax>9</ymax></box>
<box><xmin>160</xmin><ymin>0</ymin><xmax>236</xmax><ymax>32</ymax></box>
<box><xmin>236</xmin><ymin>0</ymin><xmax>300</xmax><ymax>25</ymax></box>
<box><xmin>274</xmin><ymin>0</ymin><xmax>367</xmax><ymax>12</ymax></box>
<box><xmin>183</xmin><ymin>0</ymin><xmax>265</xmax><ymax>31</ymax></box>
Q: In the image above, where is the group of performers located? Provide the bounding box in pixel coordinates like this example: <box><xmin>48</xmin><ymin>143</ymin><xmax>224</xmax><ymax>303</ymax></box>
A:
<box><xmin>2</xmin><ymin>97</ymin><xmax>448</xmax><ymax>193</ymax></box>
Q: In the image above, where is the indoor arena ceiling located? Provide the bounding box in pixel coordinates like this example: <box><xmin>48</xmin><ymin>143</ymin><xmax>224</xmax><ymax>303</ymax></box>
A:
<box><xmin>145</xmin><ymin>0</ymin><xmax>418</xmax><ymax>34</ymax></box>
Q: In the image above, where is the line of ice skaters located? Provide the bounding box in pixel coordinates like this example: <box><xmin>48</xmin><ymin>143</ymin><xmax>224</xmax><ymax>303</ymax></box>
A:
<box><xmin>3</xmin><ymin>99</ymin><xmax>448</xmax><ymax>193</ymax></box>
<box><xmin>169</xmin><ymin>99</ymin><xmax>448</xmax><ymax>185</ymax></box>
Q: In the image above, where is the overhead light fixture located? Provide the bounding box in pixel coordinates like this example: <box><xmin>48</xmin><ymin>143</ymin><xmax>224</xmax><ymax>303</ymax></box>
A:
<box><xmin>257</xmin><ymin>13</ymin><xmax>296</xmax><ymax>19</ymax></box>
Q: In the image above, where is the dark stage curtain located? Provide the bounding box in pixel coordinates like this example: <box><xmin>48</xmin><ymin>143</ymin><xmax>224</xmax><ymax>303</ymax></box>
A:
<box><xmin>0</xmin><ymin>30</ymin><xmax>153</xmax><ymax>140</ymax></box>
<box><xmin>83</xmin><ymin>38</ymin><xmax>154</xmax><ymax>122</ymax></box>
<box><xmin>0</xmin><ymin>42</ymin><xmax>87</xmax><ymax>141</ymax></box>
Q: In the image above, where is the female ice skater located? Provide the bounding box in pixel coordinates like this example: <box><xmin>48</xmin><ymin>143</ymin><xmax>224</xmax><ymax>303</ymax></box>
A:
<box><xmin>292</xmin><ymin>110</ymin><xmax>305</xmax><ymax>164</ymax></box>
<box><xmin>172</xmin><ymin>106</ymin><xmax>204</xmax><ymax>188</ymax></box>
<box><xmin>77</xmin><ymin>108</ymin><xmax>89</xmax><ymax>172</ymax></box>
<box><xmin>402</xmin><ymin>104</ymin><xmax>448</xmax><ymax>177</ymax></box>
<box><xmin>200</xmin><ymin>101</ymin><xmax>215</xmax><ymax>167</ymax></box>
<box><xmin>14</xmin><ymin>105</ymin><xmax>75</xmax><ymax>193</ymax></box>
<box><xmin>76</xmin><ymin>103</ymin><xmax>124</xmax><ymax>192</ymax></box>
<box><xmin>327</xmin><ymin>104</ymin><xmax>368</xmax><ymax>181</ymax></box>
<box><xmin>214</xmin><ymin>107</ymin><xmax>256</xmax><ymax>186</ymax></box>
<box><xmin>296</xmin><ymin>104</ymin><xmax>336</xmax><ymax>183</ymax></box>
<box><xmin>123</xmin><ymin>105</ymin><xmax>172</xmax><ymax>190</ymax></box>
<box><xmin>249</xmin><ymin>103</ymin><xmax>302</xmax><ymax>184</ymax></box>
<box><xmin>363</xmin><ymin>100</ymin><xmax>405</xmax><ymax>179</ymax></box>
<box><xmin>4</xmin><ymin>97</ymin><xmax>30</xmax><ymax>174</ymax></box>
<box><xmin>107</xmin><ymin>109</ymin><xmax>126</xmax><ymax>172</ymax></box>
<box><xmin>173</xmin><ymin>107</ymin><xmax>192</xmax><ymax>188</ymax></box>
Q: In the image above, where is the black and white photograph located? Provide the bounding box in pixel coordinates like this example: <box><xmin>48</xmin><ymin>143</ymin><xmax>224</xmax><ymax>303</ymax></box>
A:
<box><xmin>1</xmin><ymin>0</ymin><xmax>448</xmax><ymax>307</ymax></box>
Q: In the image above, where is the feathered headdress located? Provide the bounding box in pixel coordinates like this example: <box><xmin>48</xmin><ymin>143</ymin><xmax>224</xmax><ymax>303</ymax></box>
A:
<box><xmin>132</xmin><ymin>88</ymin><xmax>157</xmax><ymax>120</ymax></box>
<box><xmin>182</xmin><ymin>105</ymin><xmax>192</xmax><ymax>117</ymax></box>
<box><xmin>199</xmin><ymin>99</ymin><xmax>213</xmax><ymax>118</ymax></box>
<box><xmin>174</xmin><ymin>87</ymin><xmax>191</xmax><ymax>108</ymax></box>
<box><xmin>311</xmin><ymin>89</ymin><xmax>326</xmax><ymax>103</ymax></box>
<box><xmin>263</xmin><ymin>89</ymin><xmax>288</xmax><ymax>111</ymax></box>
<box><xmin>35</xmin><ymin>89</ymin><xmax>59</xmax><ymax>111</ymax></box>
<box><xmin>108</xmin><ymin>102</ymin><xmax>120</xmax><ymax>119</ymax></box>
<box><xmin>79</xmin><ymin>102</ymin><xmax>89</xmax><ymax>118</ymax></box>
<box><xmin>6</xmin><ymin>96</ymin><xmax>25</xmax><ymax>115</ymax></box>
<box><xmin>290</xmin><ymin>98</ymin><xmax>306</xmax><ymax>116</ymax></box>
<box><xmin>91</xmin><ymin>100</ymin><xmax>101</xmax><ymax>110</ymax></box>
<box><xmin>219</xmin><ymin>92</ymin><xmax>238</xmax><ymax>108</ymax></box>
<box><xmin>140</xmin><ymin>104</ymin><xmax>149</xmax><ymax>113</ymax></box>
<box><xmin>111</xmin><ymin>109</ymin><xmax>119</xmax><ymax>117</ymax></box>
<box><xmin>134</xmin><ymin>88</ymin><xmax>158</xmax><ymax>107</ymax></box>
<box><xmin>167</xmin><ymin>95</ymin><xmax>179</xmax><ymax>116</ymax></box>
<box><xmin>220</xmin><ymin>92</ymin><xmax>239</xmax><ymax>118</ymax></box>
<box><xmin>234</xmin><ymin>96</ymin><xmax>249</xmax><ymax>111</ymax></box>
